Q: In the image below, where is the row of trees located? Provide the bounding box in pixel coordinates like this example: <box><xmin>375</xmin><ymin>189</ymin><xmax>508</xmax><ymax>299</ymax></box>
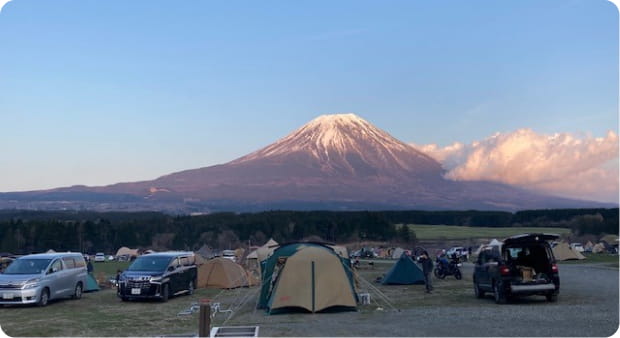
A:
<box><xmin>0</xmin><ymin>208</ymin><xmax>616</xmax><ymax>254</ymax></box>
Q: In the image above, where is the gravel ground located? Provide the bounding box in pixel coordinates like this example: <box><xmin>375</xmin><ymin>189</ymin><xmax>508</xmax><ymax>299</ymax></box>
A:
<box><xmin>228</xmin><ymin>262</ymin><xmax>618</xmax><ymax>337</ymax></box>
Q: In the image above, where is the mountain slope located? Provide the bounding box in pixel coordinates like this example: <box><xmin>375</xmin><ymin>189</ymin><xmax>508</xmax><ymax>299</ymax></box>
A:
<box><xmin>0</xmin><ymin>114</ymin><xmax>613</xmax><ymax>212</ymax></box>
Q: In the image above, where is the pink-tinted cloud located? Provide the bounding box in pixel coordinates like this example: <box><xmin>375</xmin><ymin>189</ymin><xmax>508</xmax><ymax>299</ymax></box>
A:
<box><xmin>412</xmin><ymin>129</ymin><xmax>619</xmax><ymax>203</ymax></box>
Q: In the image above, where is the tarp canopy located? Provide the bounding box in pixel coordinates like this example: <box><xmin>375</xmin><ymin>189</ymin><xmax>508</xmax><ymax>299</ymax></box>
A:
<box><xmin>115</xmin><ymin>247</ymin><xmax>139</xmax><ymax>258</ymax></box>
<box><xmin>258</xmin><ymin>243</ymin><xmax>357</xmax><ymax>314</ymax></box>
<box><xmin>197</xmin><ymin>257</ymin><xmax>255</xmax><ymax>289</ymax></box>
<box><xmin>552</xmin><ymin>242</ymin><xmax>585</xmax><ymax>261</ymax></box>
<box><xmin>382</xmin><ymin>253</ymin><xmax>425</xmax><ymax>285</ymax></box>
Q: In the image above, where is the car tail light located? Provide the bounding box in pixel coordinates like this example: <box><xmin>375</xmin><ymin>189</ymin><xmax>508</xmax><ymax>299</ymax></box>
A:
<box><xmin>551</xmin><ymin>264</ymin><xmax>558</xmax><ymax>273</ymax></box>
<box><xmin>499</xmin><ymin>265</ymin><xmax>511</xmax><ymax>275</ymax></box>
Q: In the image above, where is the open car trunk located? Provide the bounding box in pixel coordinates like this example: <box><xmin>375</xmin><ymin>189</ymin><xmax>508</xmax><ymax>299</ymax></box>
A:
<box><xmin>503</xmin><ymin>243</ymin><xmax>554</xmax><ymax>286</ymax></box>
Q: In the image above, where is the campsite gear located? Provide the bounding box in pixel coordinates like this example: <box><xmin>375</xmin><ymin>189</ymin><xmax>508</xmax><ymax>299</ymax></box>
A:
<box><xmin>552</xmin><ymin>242</ymin><xmax>585</xmax><ymax>261</ymax></box>
<box><xmin>257</xmin><ymin>242</ymin><xmax>357</xmax><ymax>314</ymax></box>
<box><xmin>434</xmin><ymin>256</ymin><xmax>462</xmax><ymax>280</ymax></box>
<box><xmin>85</xmin><ymin>273</ymin><xmax>100</xmax><ymax>292</ymax></box>
<box><xmin>197</xmin><ymin>257</ymin><xmax>256</xmax><ymax>289</ymax></box>
<box><xmin>382</xmin><ymin>253</ymin><xmax>425</xmax><ymax>285</ymax></box>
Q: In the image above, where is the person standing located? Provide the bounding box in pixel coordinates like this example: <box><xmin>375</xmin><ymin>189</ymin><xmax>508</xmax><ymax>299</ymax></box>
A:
<box><xmin>419</xmin><ymin>251</ymin><xmax>434</xmax><ymax>293</ymax></box>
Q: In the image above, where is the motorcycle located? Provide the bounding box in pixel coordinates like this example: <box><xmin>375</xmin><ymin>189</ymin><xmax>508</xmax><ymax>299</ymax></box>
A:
<box><xmin>434</xmin><ymin>256</ymin><xmax>462</xmax><ymax>280</ymax></box>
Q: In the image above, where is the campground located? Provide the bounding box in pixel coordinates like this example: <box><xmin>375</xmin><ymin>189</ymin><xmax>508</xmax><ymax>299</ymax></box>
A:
<box><xmin>0</xmin><ymin>256</ymin><xmax>618</xmax><ymax>337</ymax></box>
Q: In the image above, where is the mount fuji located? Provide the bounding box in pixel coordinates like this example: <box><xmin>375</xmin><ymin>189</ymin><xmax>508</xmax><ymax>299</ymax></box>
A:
<box><xmin>0</xmin><ymin>114</ymin><xmax>610</xmax><ymax>212</ymax></box>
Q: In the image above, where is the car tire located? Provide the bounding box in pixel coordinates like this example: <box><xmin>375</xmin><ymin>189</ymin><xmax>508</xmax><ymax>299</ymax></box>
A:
<box><xmin>121</xmin><ymin>296</ymin><xmax>129</xmax><ymax>302</ymax></box>
<box><xmin>493</xmin><ymin>281</ymin><xmax>506</xmax><ymax>304</ymax></box>
<box><xmin>546</xmin><ymin>293</ymin><xmax>558</xmax><ymax>302</ymax></box>
<box><xmin>454</xmin><ymin>270</ymin><xmax>462</xmax><ymax>280</ymax></box>
<box><xmin>72</xmin><ymin>282</ymin><xmax>83</xmax><ymax>300</ymax></box>
<box><xmin>38</xmin><ymin>288</ymin><xmax>50</xmax><ymax>307</ymax></box>
<box><xmin>161</xmin><ymin>284</ymin><xmax>169</xmax><ymax>302</ymax></box>
<box><xmin>188</xmin><ymin>280</ymin><xmax>195</xmax><ymax>296</ymax></box>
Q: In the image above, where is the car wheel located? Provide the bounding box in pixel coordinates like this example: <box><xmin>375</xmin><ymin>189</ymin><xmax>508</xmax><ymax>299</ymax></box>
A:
<box><xmin>160</xmin><ymin>284</ymin><xmax>169</xmax><ymax>302</ymax></box>
<box><xmin>493</xmin><ymin>282</ymin><xmax>506</xmax><ymax>304</ymax></box>
<box><xmin>38</xmin><ymin>288</ymin><xmax>50</xmax><ymax>307</ymax></box>
<box><xmin>454</xmin><ymin>270</ymin><xmax>462</xmax><ymax>280</ymax></box>
<box><xmin>545</xmin><ymin>293</ymin><xmax>558</xmax><ymax>302</ymax></box>
<box><xmin>72</xmin><ymin>282</ymin><xmax>83</xmax><ymax>300</ymax></box>
<box><xmin>188</xmin><ymin>280</ymin><xmax>195</xmax><ymax>296</ymax></box>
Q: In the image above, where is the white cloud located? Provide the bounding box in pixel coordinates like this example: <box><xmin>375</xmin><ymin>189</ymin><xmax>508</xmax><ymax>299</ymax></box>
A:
<box><xmin>412</xmin><ymin>129</ymin><xmax>619</xmax><ymax>203</ymax></box>
<box><xmin>0</xmin><ymin>0</ymin><xmax>11</xmax><ymax>13</ymax></box>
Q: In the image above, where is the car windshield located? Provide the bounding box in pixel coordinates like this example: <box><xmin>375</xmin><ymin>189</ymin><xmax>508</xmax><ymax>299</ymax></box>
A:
<box><xmin>3</xmin><ymin>258</ymin><xmax>51</xmax><ymax>274</ymax></box>
<box><xmin>126</xmin><ymin>256</ymin><xmax>171</xmax><ymax>272</ymax></box>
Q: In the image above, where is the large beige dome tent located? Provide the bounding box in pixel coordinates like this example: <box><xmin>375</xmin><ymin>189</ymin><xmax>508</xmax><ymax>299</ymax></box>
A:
<box><xmin>115</xmin><ymin>247</ymin><xmax>139</xmax><ymax>258</ymax></box>
<box><xmin>552</xmin><ymin>242</ymin><xmax>585</xmax><ymax>261</ymax></box>
<box><xmin>197</xmin><ymin>257</ymin><xmax>257</xmax><ymax>289</ymax></box>
<box><xmin>257</xmin><ymin>243</ymin><xmax>357</xmax><ymax>314</ymax></box>
<box><xmin>247</xmin><ymin>238</ymin><xmax>279</xmax><ymax>272</ymax></box>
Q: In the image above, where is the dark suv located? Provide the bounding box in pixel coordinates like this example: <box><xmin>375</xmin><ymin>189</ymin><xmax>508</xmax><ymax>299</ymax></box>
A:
<box><xmin>473</xmin><ymin>233</ymin><xmax>560</xmax><ymax>304</ymax></box>
<box><xmin>117</xmin><ymin>252</ymin><xmax>197</xmax><ymax>302</ymax></box>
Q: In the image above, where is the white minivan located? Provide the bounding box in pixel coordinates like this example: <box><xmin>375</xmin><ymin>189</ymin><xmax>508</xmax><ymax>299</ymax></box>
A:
<box><xmin>0</xmin><ymin>252</ymin><xmax>87</xmax><ymax>306</ymax></box>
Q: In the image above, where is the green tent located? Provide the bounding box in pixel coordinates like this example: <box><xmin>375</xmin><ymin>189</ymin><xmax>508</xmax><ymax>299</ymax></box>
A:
<box><xmin>257</xmin><ymin>242</ymin><xmax>357</xmax><ymax>314</ymax></box>
<box><xmin>85</xmin><ymin>273</ymin><xmax>100</xmax><ymax>292</ymax></box>
<box><xmin>382</xmin><ymin>253</ymin><xmax>425</xmax><ymax>285</ymax></box>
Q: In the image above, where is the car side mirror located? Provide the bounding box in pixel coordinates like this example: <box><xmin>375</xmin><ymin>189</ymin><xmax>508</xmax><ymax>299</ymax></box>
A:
<box><xmin>167</xmin><ymin>266</ymin><xmax>174</xmax><ymax>272</ymax></box>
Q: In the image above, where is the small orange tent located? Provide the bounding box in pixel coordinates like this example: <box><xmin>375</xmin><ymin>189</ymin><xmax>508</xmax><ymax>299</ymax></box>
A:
<box><xmin>197</xmin><ymin>257</ymin><xmax>256</xmax><ymax>289</ymax></box>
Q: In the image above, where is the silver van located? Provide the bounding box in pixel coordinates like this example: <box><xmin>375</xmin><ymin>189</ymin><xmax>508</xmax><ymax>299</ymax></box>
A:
<box><xmin>0</xmin><ymin>252</ymin><xmax>87</xmax><ymax>306</ymax></box>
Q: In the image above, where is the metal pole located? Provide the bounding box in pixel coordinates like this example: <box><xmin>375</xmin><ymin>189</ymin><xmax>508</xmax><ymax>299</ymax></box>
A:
<box><xmin>198</xmin><ymin>299</ymin><xmax>211</xmax><ymax>337</ymax></box>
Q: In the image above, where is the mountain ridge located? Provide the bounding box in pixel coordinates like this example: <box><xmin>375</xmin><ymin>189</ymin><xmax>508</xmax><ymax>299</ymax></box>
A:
<box><xmin>0</xmin><ymin>114</ymin><xmax>614</xmax><ymax>212</ymax></box>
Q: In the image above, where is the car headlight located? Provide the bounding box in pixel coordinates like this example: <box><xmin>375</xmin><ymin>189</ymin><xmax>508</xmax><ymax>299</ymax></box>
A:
<box><xmin>149</xmin><ymin>276</ymin><xmax>162</xmax><ymax>282</ymax></box>
<box><xmin>22</xmin><ymin>278</ymin><xmax>40</xmax><ymax>289</ymax></box>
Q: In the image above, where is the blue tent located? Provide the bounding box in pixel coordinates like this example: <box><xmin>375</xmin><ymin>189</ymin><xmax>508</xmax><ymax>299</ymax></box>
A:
<box><xmin>85</xmin><ymin>273</ymin><xmax>100</xmax><ymax>292</ymax></box>
<box><xmin>382</xmin><ymin>253</ymin><xmax>425</xmax><ymax>285</ymax></box>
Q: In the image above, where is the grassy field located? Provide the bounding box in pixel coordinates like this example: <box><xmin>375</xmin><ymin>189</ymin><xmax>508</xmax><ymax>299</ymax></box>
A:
<box><xmin>403</xmin><ymin>224</ymin><xmax>571</xmax><ymax>240</ymax></box>
<box><xmin>558</xmin><ymin>253</ymin><xmax>619</xmax><ymax>268</ymax></box>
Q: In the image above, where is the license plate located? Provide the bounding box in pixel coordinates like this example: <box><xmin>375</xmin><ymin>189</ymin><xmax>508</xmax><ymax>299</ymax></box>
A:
<box><xmin>2</xmin><ymin>293</ymin><xmax>14</xmax><ymax>299</ymax></box>
<box><xmin>131</xmin><ymin>288</ymin><xmax>141</xmax><ymax>295</ymax></box>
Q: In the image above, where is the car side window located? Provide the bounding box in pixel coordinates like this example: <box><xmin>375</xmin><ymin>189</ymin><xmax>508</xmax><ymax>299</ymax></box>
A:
<box><xmin>49</xmin><ymin>259</ymin><xmax>63</xmax><ymax>274</ymax></box>
<box><xmin>62</xmin><ymin>257</ymin><xmax>76</xmax><ymax>269</ymax></box>
<box><xmin>168</xmin><ymin>257</ymin><xmax>180</xmax><ymax>270</ymax></box>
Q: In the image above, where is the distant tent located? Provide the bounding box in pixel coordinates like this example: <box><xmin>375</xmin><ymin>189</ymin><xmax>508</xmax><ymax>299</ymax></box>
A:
<box><xmin>473</xmin><ymin>244</ymin><xmax>486</xmax><ymax>256</ymax></box>
<box><xmin>85</xmin><ymin>273</ymin><xmax>100</xmax><ymax>292</ymax></box>
<box><xmin>592</xmin><ymin>243</ymin><xmax>607</xmax><ymax>254</ymax></box>
<box><xmin>46</xmin><ymin>249</ymin><xmax>56</xmax><ymax>253</ymax></box>
<box><xmin>256</xmin><ymin>239</ymin><xmax>279</xmax><ymax>262</ymax></box>
<box><xmin>115</xmin><ymin>247</ymin><xmax>139</xmax><ymax>258</ymax></box>
<box><xmin>489</xmin><ymin>239</ymin><xmax>502</xmax><ymax>247</ymax></box>
<box><xmin>552</xmin><ymin>242</ymin><xmax>585</xmax><ymax>261</ymax></box>
<box><xmin>258</xmin><ymin>243</ymin><xmax>357</xmax><ymax>314</ymax></box>
<box><xmin>382</xmin><ymin>253</ymin><xmax>425</xmax><ymax>285</ymax></box>
<box><xmin>197</xmin><ymin>257</ymin><xmax>254</xmax><ymax>289</ymax></box>
<box><xmin>584</xmin><ymin>241</ymin><xmax>594</xmax><ymax>252</ymax></box>
<box><xmin>600</xmin><ymin>235</ymin><xmax>619</xmax><ymax>245</ymax></box>
<box><xmin>391</xmin><ymin>248</ymin><xmax>405</xmax><ymax>259</ymax></box>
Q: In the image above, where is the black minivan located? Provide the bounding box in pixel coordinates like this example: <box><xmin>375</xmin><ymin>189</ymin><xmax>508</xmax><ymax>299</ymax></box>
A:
<box><xmin>473</xmin><ymin>233</ymin><xmax>560</xmax><ymax>304</ymax></box>
<box><xmin>117</xmin><ymin>252</ymin><xmax>197</xmax><ymax>302</ymax></box>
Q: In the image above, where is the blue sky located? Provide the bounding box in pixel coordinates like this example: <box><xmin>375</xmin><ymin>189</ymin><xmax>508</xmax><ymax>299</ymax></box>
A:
<box><xmin>0</xmin><ymin>0</ymin><xmax>617</xmax><ymax>193</ymax></box>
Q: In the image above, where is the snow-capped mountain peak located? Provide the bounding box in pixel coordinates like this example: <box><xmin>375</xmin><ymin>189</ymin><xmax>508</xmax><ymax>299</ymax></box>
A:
<box><xmin>230</xmin><ymin>113</ymin><xmax>442</xmax><ymax>177</ymax></box>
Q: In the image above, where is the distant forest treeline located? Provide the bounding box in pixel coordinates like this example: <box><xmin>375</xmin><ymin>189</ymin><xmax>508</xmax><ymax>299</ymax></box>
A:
<box><xmin>0</xmin><ymin>208</ymin><xmax>617</xmax><ymax>254</ymax></box>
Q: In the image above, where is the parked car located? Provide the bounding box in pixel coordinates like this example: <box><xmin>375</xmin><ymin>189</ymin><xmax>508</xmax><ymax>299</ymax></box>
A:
<box><xmin>94</xmin><ymin>253</ymin><xmax>106</xmax><ymax>262</ymax></box>
<box><xmin>0</xmin><ymin>252</ymin><xmax>87</xmax><ymax>306</ymax></box>
<box><xmin>117</xmin><ymin>251</ymin><xmax>197</xmax><ymax>302</ymax></box>
<box><xmin>570</xmin><ymin>243</ymin><xmax>585</xmax><ymax>253</ymax></box>
<box><xmin>446</xmin><ymin>246</ymin><xmax>469</xmax><ymax>262</ymax></box>
<box><xmin>473</xmin><ymin>233</ymin><xmax>560</xmax><ymax>304</ymax></box>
